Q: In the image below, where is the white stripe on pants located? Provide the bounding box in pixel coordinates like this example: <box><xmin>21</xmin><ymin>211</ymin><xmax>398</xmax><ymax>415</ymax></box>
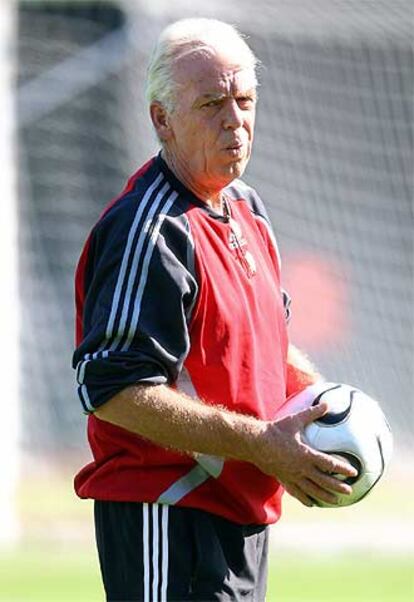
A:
<box><xmin>143</xmin><ymin>503</ymin><xmax>169</xmax><ymax>602</ymax></box>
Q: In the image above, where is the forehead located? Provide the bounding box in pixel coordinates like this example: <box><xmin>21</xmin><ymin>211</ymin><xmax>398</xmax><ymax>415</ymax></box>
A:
<box><xmin>173</xmin><ymin>49</ymin><xmax>257</xmax><ymax>101</ymax></box>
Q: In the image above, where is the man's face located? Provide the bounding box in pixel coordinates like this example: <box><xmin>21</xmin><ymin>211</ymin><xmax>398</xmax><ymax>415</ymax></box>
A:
<box><xmin>163</xmin><ymin>49</ymin><xmax>257</xmax><ymax>191</ymax></box>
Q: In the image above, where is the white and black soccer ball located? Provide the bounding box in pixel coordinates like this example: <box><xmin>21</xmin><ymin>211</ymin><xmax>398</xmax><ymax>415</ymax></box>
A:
<box><xmin>279</xmin><ymin>382</ymin><xmax>393</xmax><ymax>508</ymax></box>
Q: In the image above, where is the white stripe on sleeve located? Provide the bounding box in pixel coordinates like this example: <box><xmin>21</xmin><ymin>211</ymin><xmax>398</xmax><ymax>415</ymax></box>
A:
<box><xmin>121</xmin><ymin>189</ymin><xmax>179</xmax><ymax>352</ymax></box>
<box><xmin>112</xmin><ymin>181</ymin><xmax>171</xmax><ymax>352</ymax></box>
<box><xmin>99</xmin><ymin>172</ymin><xmax>164</xmax><ymax>351</ymax></box>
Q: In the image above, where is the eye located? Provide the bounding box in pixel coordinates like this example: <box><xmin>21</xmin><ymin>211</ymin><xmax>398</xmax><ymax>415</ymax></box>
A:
<box><xmin>203</xmin><ymin>99</ymin><xmax>222</xmax><ymax>108</ymax></box>
<box><xmin>237</xmin><ymin>96</ymin><xmax>255</xmax><ymax>109</ymax></box>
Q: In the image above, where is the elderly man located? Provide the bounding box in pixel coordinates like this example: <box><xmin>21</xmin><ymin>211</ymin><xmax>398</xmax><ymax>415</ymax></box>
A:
<box><xmin>73</xmin><ymin>18</ymin><xmax>355</xmax><ymax>601</ymax></box>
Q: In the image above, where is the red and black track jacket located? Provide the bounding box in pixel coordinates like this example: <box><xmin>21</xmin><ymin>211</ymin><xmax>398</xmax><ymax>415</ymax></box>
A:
<box><xmin>73</xmin><ymin>154</ymin><xmax>290</xmax><ymax>525</ymax></box>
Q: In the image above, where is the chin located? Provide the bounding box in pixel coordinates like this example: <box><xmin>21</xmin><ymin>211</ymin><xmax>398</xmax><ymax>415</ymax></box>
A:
<box><xmin>212</xmin><ymin>156</ymin><xmax>250</xmax><ymax>187</ymax></box>
<box><xmin>228</xmin><ymin>159</ymin><xmax>247</xmax><ymax>178</ymax></box>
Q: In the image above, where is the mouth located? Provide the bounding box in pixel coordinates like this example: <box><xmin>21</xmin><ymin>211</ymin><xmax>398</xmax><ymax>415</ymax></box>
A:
<box><xmin>223</xmin><ymin>142</ymin><xmax>245</xmax><ymax>158</ymax></box>
<box><xmin>225</xmin><ymin>142</ymin><xmax>243</xmax><ymax>151</ymax></box>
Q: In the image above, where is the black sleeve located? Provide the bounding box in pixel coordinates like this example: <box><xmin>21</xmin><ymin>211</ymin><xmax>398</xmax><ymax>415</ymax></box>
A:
<box><xmin>73</xmin><ymin>203</ymin><xmax>198</xmax><ymax>413</ymax></box>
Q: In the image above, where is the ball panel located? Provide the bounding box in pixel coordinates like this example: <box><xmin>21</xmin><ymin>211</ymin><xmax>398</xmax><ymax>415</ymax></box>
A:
<box><xmin>312</xmin><ymin>385</ymin><xmax>353</xmax><ymax>425</ymax></box>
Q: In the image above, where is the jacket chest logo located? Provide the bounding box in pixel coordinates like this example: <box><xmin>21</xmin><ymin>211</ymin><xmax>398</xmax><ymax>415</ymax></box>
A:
<box><xmin>227</xmin><ymin>218</ymin><xmax>257</xmax><ymax>278</ymax></box>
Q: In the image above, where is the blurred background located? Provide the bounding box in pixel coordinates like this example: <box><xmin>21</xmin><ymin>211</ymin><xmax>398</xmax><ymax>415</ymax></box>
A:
<box><xmin>1</xmin><ymin>0</ymin><xmax>413</xmax><ymax>600</ymax></box>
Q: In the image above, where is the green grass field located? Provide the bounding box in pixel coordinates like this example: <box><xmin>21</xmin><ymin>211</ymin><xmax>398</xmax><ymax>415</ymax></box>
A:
<box><xmin>0</xmin><ymin>546</ymin><xmax>412</xmax><ymax>601</ymax></box>
<box><xmin>268</xmin><ymin>554</ymin><xmax>413</xmax><ymax>602</ymax></box>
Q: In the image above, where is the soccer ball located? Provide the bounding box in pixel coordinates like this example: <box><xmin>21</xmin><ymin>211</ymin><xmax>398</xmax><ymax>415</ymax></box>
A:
<box><xmin>279</xmin><ymin>382</ymin><xmax>393</xmax><ymax>508</ymax></box>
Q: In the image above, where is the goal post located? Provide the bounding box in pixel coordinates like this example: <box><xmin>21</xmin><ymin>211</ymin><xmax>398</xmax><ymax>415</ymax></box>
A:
<box><xmin>0</xmin><ymin>0</ymin><xmax>20</xmax><ymax>545</ymax></box>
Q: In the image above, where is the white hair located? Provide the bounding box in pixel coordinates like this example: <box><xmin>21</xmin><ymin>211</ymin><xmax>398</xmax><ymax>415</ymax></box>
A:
<box><xmin>145</xmin><ymin>18</ymin><xmax>259</xmax><ymax>113</ymax></box>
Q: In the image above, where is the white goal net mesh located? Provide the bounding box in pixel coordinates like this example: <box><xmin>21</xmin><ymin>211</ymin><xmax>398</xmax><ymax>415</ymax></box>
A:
<box><xmin>17</xmin><ymin>0</ymin><xmax>413</xmax><ymax>461</ymax></box>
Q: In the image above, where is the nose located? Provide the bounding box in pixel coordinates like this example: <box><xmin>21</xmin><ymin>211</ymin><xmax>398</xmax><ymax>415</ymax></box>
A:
<box><xmin>222</xmin><ymin>99</ymin><xmax>244</xmax><ymax>130</ymax></box>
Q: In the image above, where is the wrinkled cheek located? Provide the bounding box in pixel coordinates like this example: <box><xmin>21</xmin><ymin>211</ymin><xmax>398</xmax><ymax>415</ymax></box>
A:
<box><xmin>244</xmin><ymin>141</ymin><xmax>253</xmax><ymax>161</ymax></box>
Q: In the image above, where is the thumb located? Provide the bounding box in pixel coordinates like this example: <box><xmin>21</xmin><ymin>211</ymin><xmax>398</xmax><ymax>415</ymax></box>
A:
<box><xmin>297</xmin><ymin>400</ymin><xmax>329</xmax><ymax>426</ymax></box>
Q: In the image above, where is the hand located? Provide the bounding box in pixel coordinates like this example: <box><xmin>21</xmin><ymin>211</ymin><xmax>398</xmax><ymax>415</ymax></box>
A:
<box><xmin>254</xmin><ymin>402</ymin><xmax>358</xmax><ymax>507</ymax></box>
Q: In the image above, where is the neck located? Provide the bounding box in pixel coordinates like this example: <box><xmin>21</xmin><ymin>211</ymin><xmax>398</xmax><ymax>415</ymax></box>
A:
<box><xmin>161</xmin><ymin>148</ymin><xmax>224</xmax><ymax>212</ymax></box>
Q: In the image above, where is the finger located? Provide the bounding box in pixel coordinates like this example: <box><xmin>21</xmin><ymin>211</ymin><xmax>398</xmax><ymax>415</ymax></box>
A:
<box><xmin>284</xmin><ymin>483</ymin><xmax>314</xmax><ymax>508</ymax></box>
<box><xmin>300</xmin><ymin>478</ymin><xmax>338</xmax><ymax>506</ymax></box>
<box><xmin>297</xmin><ymin>400</ymin><xmax>329</xmax><ymax>426</ymax></box>
<box><xmin>313</xmin><ymin>451</ymin><xmax>358</xmax><ymax>478</ymax></box>
<box><xmin>310</xmin><ymin>469</ymin><xmax>353</xmax><ymax>496</ymax></box>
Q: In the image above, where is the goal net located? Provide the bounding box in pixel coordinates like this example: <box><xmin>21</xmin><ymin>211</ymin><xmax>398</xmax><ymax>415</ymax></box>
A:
<box><xmin>17</xmin><ymin>0</ymin><xmax>412</xmax><ymax>473</ymax></box>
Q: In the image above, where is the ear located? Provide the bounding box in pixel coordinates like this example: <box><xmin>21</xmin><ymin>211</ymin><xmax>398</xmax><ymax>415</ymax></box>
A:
<box><xmin>150</xmin><ymin>102</ymin><xmax>173</xmax><ymax>142</ymax></box>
